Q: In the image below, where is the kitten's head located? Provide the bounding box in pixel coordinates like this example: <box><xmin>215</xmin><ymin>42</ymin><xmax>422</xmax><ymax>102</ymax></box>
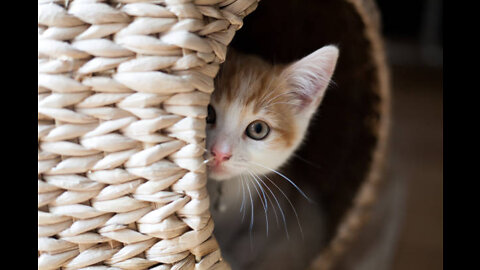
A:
<box><xmin>206</xmin><ymin>45</ymin><xmax>339</xmax><ymax>180</ymax></box>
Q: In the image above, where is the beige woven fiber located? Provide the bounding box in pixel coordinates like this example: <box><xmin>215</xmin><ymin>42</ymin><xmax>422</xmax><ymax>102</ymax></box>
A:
<box><xmin>38</xmin><ymin>0</ymin><xmax>258</xmax><ymax>269</ymax></box>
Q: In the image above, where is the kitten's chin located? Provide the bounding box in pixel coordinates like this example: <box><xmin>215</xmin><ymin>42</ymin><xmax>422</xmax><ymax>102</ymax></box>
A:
<box><xmin>207</xmin><ymin>166</ymin><xmax>240</xmax><ymax>181</ymax></box>
<box><xmin>207</xmin><ymin>170</ymin><xmax>236</xmax><ymax>181</ymax></box>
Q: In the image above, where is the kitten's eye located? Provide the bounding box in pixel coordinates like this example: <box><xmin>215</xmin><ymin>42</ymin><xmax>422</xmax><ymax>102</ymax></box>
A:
<box><xmin>246</xmin><ymin>120</ymin><xmax>270</xmax><ymax>140</ymax></box>
<box><xmin>206</xmin><ymin>105</ymin><xmax>216</xmax><ymax>124</ymax></box>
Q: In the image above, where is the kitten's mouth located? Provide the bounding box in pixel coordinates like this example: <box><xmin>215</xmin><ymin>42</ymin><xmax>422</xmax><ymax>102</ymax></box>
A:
<box><xmin>207</xmin><ymin>165</ymin><xmax>229</xmax><ymax>180</ymax></box>
<box><xmin>207</xmin><ymin>163</ymin><xmax>240</xmax><ymax>181</ymax></box>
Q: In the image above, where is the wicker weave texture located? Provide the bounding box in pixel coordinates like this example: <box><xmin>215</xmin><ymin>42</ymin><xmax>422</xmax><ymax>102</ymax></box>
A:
<box><xmin>38</xmin><ymin>0</ymin><xmax>258</xmax><ymax>269</ymax></box>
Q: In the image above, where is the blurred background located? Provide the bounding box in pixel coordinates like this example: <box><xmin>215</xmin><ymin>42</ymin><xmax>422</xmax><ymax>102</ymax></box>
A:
<box><xmin>376</xmin><ymin>0</ymin><xmax>443</xmax><ymax>269</ymax></box>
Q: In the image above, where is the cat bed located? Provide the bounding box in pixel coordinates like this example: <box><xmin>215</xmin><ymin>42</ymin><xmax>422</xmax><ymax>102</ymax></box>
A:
<box><xmin>230</xmin><ymin>0</ymin><xmax>390</xmax><ymax>269</ymax></box>
<box><xmin>37</xmin><ymin>0</ymin><xmax>389</xmax><ymax>270</ymax></box>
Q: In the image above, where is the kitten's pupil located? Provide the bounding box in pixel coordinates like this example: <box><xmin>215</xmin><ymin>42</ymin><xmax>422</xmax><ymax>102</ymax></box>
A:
<box><xmin>207</xmin><ymin>105</ymin><xmax>216</xmax><ymax>124</ymax></box>
<box><xmin>246</xmin><ymin>120</ymin><xmax>270</xmax><ymax>140</ymax></box>
<box><xmin>255</xmin><ymin>123</ymin><xmax>262</xmax><ymax>133</ymax></box>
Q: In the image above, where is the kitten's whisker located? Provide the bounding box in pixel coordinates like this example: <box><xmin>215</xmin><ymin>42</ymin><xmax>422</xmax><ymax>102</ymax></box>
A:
<box><xmin>249</xmin><ymin>169</ymin><xmax>289</xmax><ymax>239</ymax></box>
<box><xmin>254</xmin><ymin>174</ymin><xmax>276</xmax><ymax>229</ymax></box>
<box><xmin>240</xmin><ymin>176</ymin><xmax>246</xmax><ymax>214</ymax></box>
<box><xmin>255</xmin><ymin>174</ymin><xmax>280</xmax><ymax>228</ymax></box>
<box><xmin>261</xmin><ymin>172</ymin><xmax>305</xmax><ymax>239</ymax></box>
<box><xmin>247</xmin><ymin>171</ymin><xmax>268</xmax><ymax>212</ymax></box>
<box><xmin>251</xmin><ymin>161</ymin><xmax>313</xmax><ymax>203</ymax></box>
<box><xmin>240</xmin><ymin>175</ymin><xmax>247</xmax><ymax>222</ymax></box>
<box><xmin>292</xmin><ymin>153</ymin><xmax>324</xmax><ymax>171</ymax></box>
<box><xmin>203</xmin><ymin>156</ymin><xmax>214</xmax><ymax>165</ymax></box>
<box><xmin>246</xmin><ymin>179</ymin><xmax>255</xmax><ymax>252</ymax></box>
<box><xmin>245</xmin><ymin>178</ymin><xmax>255</xmax><ymax>232</ymax></box>
<box><xmin>247</xmin><ymin>171</ymin><xmax>270</xmax><ymax>237</ymax></box>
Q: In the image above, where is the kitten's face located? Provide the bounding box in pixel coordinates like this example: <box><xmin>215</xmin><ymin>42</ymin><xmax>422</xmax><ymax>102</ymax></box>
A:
<box><xmin>206</xmin><ymin>46</ymin><xmax>339</xmax><ymax>181</ymax></box>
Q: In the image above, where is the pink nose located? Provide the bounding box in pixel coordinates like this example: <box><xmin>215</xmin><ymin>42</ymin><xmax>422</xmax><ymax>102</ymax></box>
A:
<box><xmin>211</xmin><ymin>148</ymin><xmax>232</xmax><ymax>164</ymax></box>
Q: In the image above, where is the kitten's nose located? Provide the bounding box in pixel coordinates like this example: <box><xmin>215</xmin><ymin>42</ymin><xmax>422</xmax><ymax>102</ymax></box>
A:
<box><xmin>211</xmin><ymin>148</ymin><xmax>232</xmax><ymax>164</ymax></box>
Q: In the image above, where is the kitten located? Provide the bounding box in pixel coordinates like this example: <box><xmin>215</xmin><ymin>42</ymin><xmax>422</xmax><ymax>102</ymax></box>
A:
<box><xmin>206</xmin><ymin>45</ymin><xmax>339</xmax><ymax>270</ymax></box>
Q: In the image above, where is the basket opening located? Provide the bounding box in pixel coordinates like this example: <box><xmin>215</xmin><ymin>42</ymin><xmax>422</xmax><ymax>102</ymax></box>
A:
<box><xmin>229</xmin><ymin>0</ymin><xmax>382</xmax><ymax>245</ymax></box>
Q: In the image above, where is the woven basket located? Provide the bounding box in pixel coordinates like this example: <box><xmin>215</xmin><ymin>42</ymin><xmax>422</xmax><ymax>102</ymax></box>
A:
<box><xmin>38</xmin><ymin>0</ymin><xmax>389</xmax><ymax>269</ymax></box>
<box><xmin>38</xmin><ymin>0</ymin><xmax>258</xmax><ymax>269</ymax></box>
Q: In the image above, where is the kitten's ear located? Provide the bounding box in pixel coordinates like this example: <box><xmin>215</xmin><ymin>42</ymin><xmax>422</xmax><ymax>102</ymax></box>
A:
<box><xmin>282</xmin><ymin>45</ymin><xmax>339</xmax><ymax>115</ymax></box>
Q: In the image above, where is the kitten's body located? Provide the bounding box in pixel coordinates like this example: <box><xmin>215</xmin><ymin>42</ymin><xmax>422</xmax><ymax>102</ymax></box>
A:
<box><xmin>208</xmin><ymin>167</ymin><xmax>327</xmax><ymax>270</ymax></box>
<box><xmin>206</xmin><ymin>47</ymin><xmax>339</xmax><ymax>269</ymax></box>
